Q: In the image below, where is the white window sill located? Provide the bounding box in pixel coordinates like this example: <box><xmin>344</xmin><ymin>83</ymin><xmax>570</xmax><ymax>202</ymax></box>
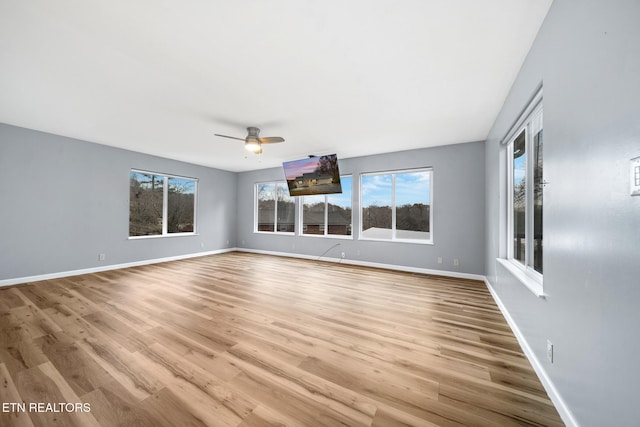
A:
<box><xmin>129</xmin><ymin>232</ymin><xmax>198</xmax><ymax>240</ymax></box>
<box><xmin>358</xmin><ymin>237</ymin><xmax>434</xmax><ymax>245</ymax></box>
<box><xmin>253</xmin><ymin>231</ymin><xmax>295</xmax><ymax>236</ymax></box>
<box><xmin>300</xmin><ymin>233</ymin><xmax>353</xmax><ymax>240</ymax></box>
<box><xmin>496</xmin><ymin>258</ymin><xmax>545</xmax><ymax>299</ymax></box>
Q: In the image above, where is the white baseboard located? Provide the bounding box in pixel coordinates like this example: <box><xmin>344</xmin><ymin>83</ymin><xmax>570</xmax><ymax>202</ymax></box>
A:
<box><xmin>483</xmin><ymin>278</ymin><xmax>579</xmax><ymax>427</ymax></box>
<box><xmin>0</xmin><ymin>248</ymin><xmax>237</xmax><ymax>288</ymax></box>
<box><xmin>1</xmin><ymin>246</ymin><xmax>482</xmax><ymax>287</ymax></box>
<box><xmin>235</xmin><ymin>247</ymin><xmax>486</xmax><ymax>281</ymax></box>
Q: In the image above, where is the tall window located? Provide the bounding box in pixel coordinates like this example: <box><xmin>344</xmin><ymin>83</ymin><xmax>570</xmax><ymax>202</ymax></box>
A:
<box><xmin>508</xmin><ymin>99</ymin><xmax>543</xmax><ymax>275</ymax></box>
<box><xmin>255</xmin><ymin>182</ymin><xmax>295</xmax><ymax>233</ymax></box>
<box><xmin>360</xmin><ymin>169</ymin><xmax>432</xmax><ymax>243</ymax></box>
<box><xmin>302</xmin><ymin>176</ymin><xmax>352</xmax><ymax>237</ymax></box>
<box><xmin>129</xmin><ymin>170</ymin><xmax>197</xmax><ymax>237</ymax></box>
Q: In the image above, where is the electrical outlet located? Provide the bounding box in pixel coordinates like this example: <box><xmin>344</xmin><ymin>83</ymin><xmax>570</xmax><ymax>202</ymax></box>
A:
<box><xmin>547</xmin><ymin>340</ymin><xmax>554</xmax><ymax>363</ymax></box>
<box><xmin>631</xmin><ymin>156</ymin><xmax>640</xmax><ymax>196</ymax></box>
<box><xmin>341</xmin><ymin>252</ymin><xmax>345</xmax><ymax>259</ymax></box>
<box><xmin>98</xmin><ymin>253</ymin><xmax>106</xmax><ymax>261</ymax></box>
<box><xmin>453</xmin><ymin>258</ymin><xmax>459</xmax><ymax>266</ymax></box>
<box><xmin>437</xmin><ymin>256</ymin><xmax>443</xmax><ymax>264</ymax></box>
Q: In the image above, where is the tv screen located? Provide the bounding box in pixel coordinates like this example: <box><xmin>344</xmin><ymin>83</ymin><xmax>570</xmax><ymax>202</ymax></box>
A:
<box><xmin>283</xmin><ymin>154</ymin><xmax>342</xmax><ymax>197</ymax></box>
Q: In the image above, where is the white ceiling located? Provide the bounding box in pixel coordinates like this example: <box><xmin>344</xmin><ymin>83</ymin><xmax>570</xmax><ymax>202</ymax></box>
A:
<box><xmin>0</xmin><ymin>1</ymin><xmax>552</xmax><ymax>172</ymax></box>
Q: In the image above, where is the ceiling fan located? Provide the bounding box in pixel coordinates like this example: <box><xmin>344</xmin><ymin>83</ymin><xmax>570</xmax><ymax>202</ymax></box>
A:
<box><xmin>215</xmin><ymin>127</ymin><xmax>284</xmax><ymax>154</ymax></box>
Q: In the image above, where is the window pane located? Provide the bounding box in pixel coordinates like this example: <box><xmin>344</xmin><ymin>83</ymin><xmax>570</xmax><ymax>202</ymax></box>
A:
<box><xmin>129</xmin><ymin>172</ymin><xmax>164</xmax><ymax>236</ymax></box>
<box><xmin>276</xmin><ymin>183</ymin><xmax>295</xmax><ymax>232</ymax></box>
<box><xmin>395</xmin><ymin>171</ymin><xmax>430</xmax><ymax>240</ymax></box>
<box><xmin>533</xmin><ymin>121</ymin><xmax>543</xmax><ymax>273</ymax></box>
<box><xmin>167</xmin><ymin>177</ymin><xmax>195</xmax><ymax>233</ymax></box>
<box><xmin>302</xmin><ymin>195</ymin><xmax>326</xmax><ymax>235</ymax></box>
<box><xmin>513</xmin><ymin>130</ymin><xmax>526</xmax><ymax>264</ymax></box>
<box><xmin>362</xmin><ymin>174</ymin><xmax>392</xmax><ymax>239</ymax></box>
<box><xmin>257</xmin><ymin>183</ymin><xmax>275</xmax><ymax>232</ymax></box>
<box><xmin>327</xmin><ymin>176</ymin><xmax>352</xmax><ymax>236</ymax></box>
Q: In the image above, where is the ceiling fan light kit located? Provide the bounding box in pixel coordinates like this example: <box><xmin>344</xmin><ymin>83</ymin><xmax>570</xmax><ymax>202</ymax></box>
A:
<box><xmin>215</xmin><ymin>126</ymin><xmax>284</xmax><ymax>156</ymax></box>
<box><xmin>245</xmin><ymin>138</ymin><xmax>262</xmax><ymax>154</ymax></box>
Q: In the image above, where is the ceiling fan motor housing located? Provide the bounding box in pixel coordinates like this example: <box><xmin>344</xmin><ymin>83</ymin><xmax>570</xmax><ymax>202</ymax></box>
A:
<box><xmin>246</xmin><ymin>127</ymin><xmax>261</xmax><ymax>137</ymax></box>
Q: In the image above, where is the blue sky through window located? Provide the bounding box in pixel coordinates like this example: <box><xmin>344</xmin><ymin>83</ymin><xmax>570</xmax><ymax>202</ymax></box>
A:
<box><xmin>327</xmin><ymin>176</ymin><xmax>352</xmax><ymax>208</ymax></box>
<box><xmin>168</xmin><ymin>177</ymin><xmax>195</xmax><ymax>194</ymax></box>
<box><xmin>362</xmin><ymin>172</ymin><xmax>430</xmax><ymax>207</ymax></box>
<box><xmin>362</xmin><ymin>174</ymin><xmax>392</xmax><ymax>207</ymax></box>
<box><xmin>514</xmin><ymin>156</ymin><xmax>526</xmax><ymax>184</ymax></box>
<box><xmin>395</xmin><ymin>172</ymin><xmax>430</xmax><ymax>206</ymax></box>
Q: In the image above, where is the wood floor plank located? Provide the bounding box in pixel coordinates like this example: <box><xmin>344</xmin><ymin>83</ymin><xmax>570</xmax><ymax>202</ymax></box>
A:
<box><xmin>0</xmin><ymin>288</ymin><xmax>28</xmax><ymax>311</ymax></box>
<box><xmin>136</xmin><ymin>387</ymin><xmax>211</xmax><ymax>427</ymax></box>
<box><xmin>80</xmin><ymin>387</ymin><xmax>140</xmax><ymax>427</ymax></box>
<box><xmin>371</xmin><ymin>405</ymin><xmax>441</xmax><ymax>427</ymax></box>
<box><xmin>0</xmin><ymin>252</ymin><xmax>564</xmax><ymax>426</ymax></box>
<box><xmin>140</xmin><ymin>341</ymin><xmax>256</xmax><ymax>422</ymax></box>
<box><xmin>80</xmin><ymin>380</ymin><xmax>169</xmax><ymax>427</ymax></box>
<box><xmin>14</xmin><ymin>362</ymin><xmax>100</xmax><ymax>427</ymax></box>
<box><xmin>0</xmin><ymin>337</ymin><xmax>48</xmax><ymax>376</ymax></box>
<box><xmin>74</xmin><ymin>336</ymin><xmax>159</xmax><ymax>402</ymax></box>
<box><xmin>35</xmin><ymin>331</ymin><xmax>113</xmax><ymax>397</ymax></box>
<box><xmin>226</xmin><ymin>342</ymin><xmax>378</xmax><ymax>421</ymax></box>
<box><xmin>236</xmin><ymin>404</ymin><xmax>306</xmax><ymax>427</ymax></box>
<box><xmin>0</xmin><ymin>363</ymin><xmax>35</xmax><ymax>427</ymax></box>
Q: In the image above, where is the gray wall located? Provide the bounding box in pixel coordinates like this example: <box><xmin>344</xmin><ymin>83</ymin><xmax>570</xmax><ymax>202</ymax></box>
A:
<box><xmin>238</xmin><ymin>141</ymin><xmax>485</xmax><ymax>276</ymax></box>
<box><xmin>484</xmin><ymin>1</ymin><xmax>640</xmax><ymax>425</ymax></box>
<box><xmin>0</xmin><ymin>124</ymin><xmax>237</xmax><ymax>281</ymax></box>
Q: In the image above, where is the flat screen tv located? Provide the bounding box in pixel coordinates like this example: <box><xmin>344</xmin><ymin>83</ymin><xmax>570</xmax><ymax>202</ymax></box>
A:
<box><xmin>283</xmin><ymin>154</ymin><xmax>342</xmax><ymax>197</ymax></box>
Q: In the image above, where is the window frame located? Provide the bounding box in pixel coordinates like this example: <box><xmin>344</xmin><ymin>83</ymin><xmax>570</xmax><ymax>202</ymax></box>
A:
<box><xmin>359</xmin><ymin>168</ymin><xmax>433</xmax><ymax>245</ymax></box>
<box><xmin>299</xmin><ymin>175</ymin><xmax>353</xmax><ymax>240</ymax></box>
<box><xmin>505</xmin><ymin>92</ymin><xmax>544</xmax><ymax>292</ymax></box>
<box><xmin>254</xmin><ymin>181</ymin><xmax>295</xmax><ymax>235</ymax></box>
<box><xmin>129</xmin><ymin>169</ymin><xmax>198</xmax><ymax>239</ymax></box>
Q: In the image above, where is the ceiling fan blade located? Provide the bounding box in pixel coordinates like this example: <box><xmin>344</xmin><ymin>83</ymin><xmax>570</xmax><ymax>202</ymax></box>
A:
<box><xmin>214</xmin><ymin>134</ymin><xmax>245</xmax><ymax>141</ymax></box>
<box><xmin>259</xmin><ymin>137</ymin><xmax>284</xmax><ymax>144</ymax></box>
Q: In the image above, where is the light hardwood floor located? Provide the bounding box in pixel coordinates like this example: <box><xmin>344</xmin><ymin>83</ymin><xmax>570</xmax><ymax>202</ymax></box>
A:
<box><xmin>0</xmin><ymin>252</ymin><xmax>563</xmax><ymax>426</ymax></box>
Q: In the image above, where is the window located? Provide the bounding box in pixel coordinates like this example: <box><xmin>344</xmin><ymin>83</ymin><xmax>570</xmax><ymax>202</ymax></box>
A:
<box><xmin>360</xmin><ymin>169</ymin><xmax>432</xmax><ymax>243</ymax></box>
<box><xmin>167</xmin><ymin>177</ymin><xmax>196</xmax><ymax>233</ymax></box>
<box><xmin>255</xmin><ymin>182</ymin><xmax>295</xmax><ymax>233</ymax></box>
<box><xmin>507</xmin><ymin>97</ymin><xmax>543</xmax><ymax>276</ymax></box>
<box><xmin>301</xmin><ymin>176</ymin><xmax>352</xmax><ymax>237</ymax></box>
<box><xmin>129</xmin><ymin>170</ymin><xmax>197</xmax><ymax>237</ymax></box>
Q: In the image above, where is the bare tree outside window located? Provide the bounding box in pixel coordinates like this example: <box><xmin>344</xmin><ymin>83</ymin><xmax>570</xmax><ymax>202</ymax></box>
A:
<box><xmin>168</xmin><ymin>177</ymin><xmax>195</xmax><ymax>233</ymax></box>
<box><xmin>327</xmin><ymin>176</ymin><xmax>352</xmax><ymax>236</ymax></box>
<box><xmin>301</xmin><ymin>176</ymin><xmax>352</xmax><ymax>237</ymax></box>
<box><xmin>129</xmin><ymin>171</ymin><xmax>197</xmax><ymax>237</ymax></box>
<box><xmin>257</xmin><ymin>183</ymin><xmax>276</xmax><ymax>232</ymax></box>
<box><xmin>302</xmin><ymin>194</ymin><xmax>325</xmax><ymax>235</ymax></box>
<box><xmin>255</xmin><ymin>182</ymin><xmax>294</xmax><ymax>233</ymax></box>
<box><xmin>130</xmin><ymin>172</ymin><xmax>164</xmax><ymax>236</ymax></box>
<box><xmin>276</xmin><ymin>183</ymin><xmax>295</xmax><ymax>232</ymax></box>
